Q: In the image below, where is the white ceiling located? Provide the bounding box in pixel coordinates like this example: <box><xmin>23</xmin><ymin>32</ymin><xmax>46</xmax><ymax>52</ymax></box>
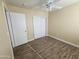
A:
<box><xmin>55</xmin><ymin>0</ymin><xmax>79</xmax><ymax>7</ymax></box>
<box><xmin>5</xmin><ymin>0</ymin><xmax>79</xmax><ymax>11</ymax></box>
<box><xmin>5</xmin><ymin>0</ymin><xmax>48</xmax><ymax>8</ymax></box>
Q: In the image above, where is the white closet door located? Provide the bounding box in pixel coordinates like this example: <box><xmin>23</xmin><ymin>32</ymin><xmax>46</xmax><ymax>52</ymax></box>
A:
<box><xmin>7</xmin><ymin>12</ymin><xmax>28</xmax><ymax>47</ymax></box>
<box><xmin>33</xmin><ymin>16</ymin><xmax>45</xmax><ymax>39</ymax></box>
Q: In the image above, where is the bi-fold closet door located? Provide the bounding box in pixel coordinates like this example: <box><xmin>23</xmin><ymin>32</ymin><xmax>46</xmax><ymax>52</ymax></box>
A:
<box><xmin>33</xmin><ymin>16</ymin><xmax>46</xmax><ymax>39</ymax></box>
<box><xmin>6</xmin><ymin>11</ymin><xmax>28</xmax><ymax>47</ymax></box>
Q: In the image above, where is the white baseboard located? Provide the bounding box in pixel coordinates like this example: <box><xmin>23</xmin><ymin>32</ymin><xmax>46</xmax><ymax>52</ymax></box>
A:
<box><xmin>27</xmin><ymin>38</ymin><xmax>35</xmax><ymax>43</ymax></box>
<box><xmin>48</xmin><ymin>35</ymin><xmax>79</xmax><ymax>48</ymax></box>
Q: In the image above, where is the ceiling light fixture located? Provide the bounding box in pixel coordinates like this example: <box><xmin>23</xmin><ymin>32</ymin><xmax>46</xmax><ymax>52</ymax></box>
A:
<box><xmin>44</xmin><ymin>0</ymin><xmax>62</xmax><ymax>11</ymax></box>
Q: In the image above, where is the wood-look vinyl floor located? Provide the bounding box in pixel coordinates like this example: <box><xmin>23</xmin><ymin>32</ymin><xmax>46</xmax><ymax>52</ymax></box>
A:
<box><xmin>13</xmin><ymin>36</ymin><xmax>79</xmax><ymax>59</ymax></box>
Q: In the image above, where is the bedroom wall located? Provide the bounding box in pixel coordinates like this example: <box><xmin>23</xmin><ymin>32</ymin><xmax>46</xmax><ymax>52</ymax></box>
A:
<box><xmin>48</xmin><ymin>2</ymin><xmax>79</xmax><ymax>45</ymax></box>
<box><xmin>0</xmin><ymin>0</ymin><xmax>14</xmax><ymax>59</ymax></box>
<box><xmin>6</xmin><ymin>4</ymin><xmax>48</xmax><ymax>41</ymax></box>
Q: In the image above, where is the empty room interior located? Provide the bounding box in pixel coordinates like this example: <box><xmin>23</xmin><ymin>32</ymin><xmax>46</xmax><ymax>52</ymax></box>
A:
<box><xmin>1</xmin><ymin>0</ymin><xmax>79</xmax><ymax>59</ymax></box>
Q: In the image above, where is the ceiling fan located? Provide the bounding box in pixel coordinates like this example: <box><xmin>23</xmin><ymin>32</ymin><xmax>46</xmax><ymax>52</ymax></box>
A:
<box><xmin>43</xmin><ymin>0</ymin><xmax>62</xmax><ymax>11</ymax></box>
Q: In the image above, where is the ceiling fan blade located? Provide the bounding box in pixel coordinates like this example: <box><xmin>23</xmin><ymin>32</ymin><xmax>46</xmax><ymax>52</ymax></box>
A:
<box><xmin>48</xmin><ymin>0</ymin><xmax>60</xmax><ymax>3</ymax></box>
<box><xmin>52</xmin><ymin>5</ymin><xmax>62</xmax><ymax>9</ymax></box>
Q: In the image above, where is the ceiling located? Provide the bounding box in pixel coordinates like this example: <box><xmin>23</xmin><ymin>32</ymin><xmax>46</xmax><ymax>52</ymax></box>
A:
<box><xmin>5</xmin><ymin>0</ymin><xmax>79</xmax><ymax>11</ymax></box>
<box><xmin>5</xmin><ymin>0</ymin><xmax>48</xmax><ymax>8</ymax></box>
